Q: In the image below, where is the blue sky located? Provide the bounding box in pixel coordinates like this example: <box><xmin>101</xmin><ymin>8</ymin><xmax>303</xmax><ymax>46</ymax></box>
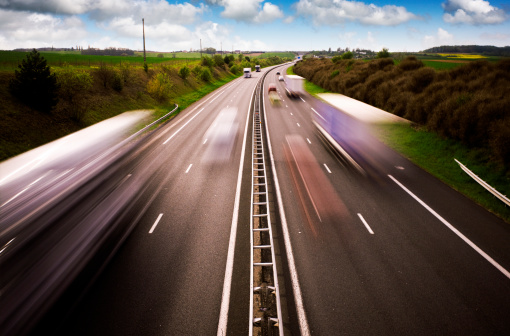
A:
<box><xmin>0</xmin><ymin>0</ymin><xmax>508</xmax><ymax>52</ymax></box>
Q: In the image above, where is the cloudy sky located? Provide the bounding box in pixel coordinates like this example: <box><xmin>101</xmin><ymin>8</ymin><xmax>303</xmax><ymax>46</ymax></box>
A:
<box><xmin>0</xmin><ymin>0</ymin><xmax>508</xmax><ymax>52</ymax></box>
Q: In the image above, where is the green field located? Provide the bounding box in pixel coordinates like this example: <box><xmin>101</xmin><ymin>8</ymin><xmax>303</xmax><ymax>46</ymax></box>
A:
<box><xmin>258</xmin><ymin>52</ymin><xmax>295</xmax><ymax>59</ymax></box>
<box><xmin>0</xmin><ymin>50</ymin><xmax>197</xmax><ymax>70</ymax></box>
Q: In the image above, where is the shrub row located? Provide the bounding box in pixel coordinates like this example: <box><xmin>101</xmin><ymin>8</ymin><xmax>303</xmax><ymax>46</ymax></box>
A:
<box><xmin>294</xmin><ymin>57</ymin><xmax>510</xmax><ymax>167</ymax></box>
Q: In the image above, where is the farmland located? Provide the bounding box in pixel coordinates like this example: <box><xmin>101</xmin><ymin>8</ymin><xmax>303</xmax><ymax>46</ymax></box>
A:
<box><xmin>412</xmin><ymin>53</ymin><xmax>502</xmax><ymax>70</ymax></box>
<box><xmin>0</xmin><ymin>50</ymin><xmax>199</xmax><ymax>70</ymax></box>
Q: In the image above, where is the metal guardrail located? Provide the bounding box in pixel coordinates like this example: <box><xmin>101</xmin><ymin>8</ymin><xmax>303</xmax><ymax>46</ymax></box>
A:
<box><xmin>455</xmin><ymin>159</ymin><xmax>510</xmax><ymax>207</ymax></box>
<box><xmin>250</xmin><ymin>73</ymin><xmax>283</xmax><ymax>336</ymax></box>
<box><xmin>127</xmin><ymin>104</ymin><xmax>178</xmax><ymax>141</ymax></box>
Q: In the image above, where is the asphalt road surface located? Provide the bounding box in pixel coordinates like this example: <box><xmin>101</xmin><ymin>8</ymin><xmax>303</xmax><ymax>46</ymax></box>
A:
<box><xmin>12</xmin><ymin>64</ymin><xmax>510</xmax><ymax>335</ymax></box>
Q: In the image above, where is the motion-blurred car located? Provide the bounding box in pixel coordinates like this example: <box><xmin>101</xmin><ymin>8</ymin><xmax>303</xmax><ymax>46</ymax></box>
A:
<box><xmin>268</xmin><ymin>83</ymin><xmax>280</xmax><ymax>105</ymax></box>
<box><xmin>278</xmin><ymin>76</ymin><xmax>284</xmax><ymax>81</ymax></box>
<box><xmin>202</xmin><ymin>107</ymin><xmax>239</xmax><ymax>163</ymax></box>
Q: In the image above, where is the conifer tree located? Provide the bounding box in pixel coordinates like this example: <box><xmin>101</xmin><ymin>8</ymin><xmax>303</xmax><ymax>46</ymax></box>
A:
<box><xmin>9</xmin><ymin>49</ymin><xmax>59</xmax><ymax>113</ymax></box>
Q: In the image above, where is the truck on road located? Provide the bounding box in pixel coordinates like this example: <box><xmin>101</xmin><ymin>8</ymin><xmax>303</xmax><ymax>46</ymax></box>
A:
<box><xmin>255</xmin><ymin>65</ymin><xmax>260</xmax><ymax>72</ymax></box>
<box><xmin>285</xmin><ymin>74</ymin><xmax>304</xmax><ymax>98</ymax></box>
<box><xmin>243</xmin><ymin>68</ymin><xmax>251</xmax><ymax>78</ymax></box>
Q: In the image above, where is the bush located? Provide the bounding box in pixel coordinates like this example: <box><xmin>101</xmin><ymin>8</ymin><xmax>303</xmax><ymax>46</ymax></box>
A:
<box><xmin>408</xmin><ymin>67</ymin><xmax>435</xmax><ymax>93</ymax></box>
<box><xmin>54</xmin><ymin>65</ymin><xmax>93</xmax><ymax>121</ymax></box>
<box><xmin>376</xmin><ymin>48</ymin><xmax>391</xmax><ymax>58</ymax></box>
<box><xmin>341</xmin><ymin>51</ymin><xmax>354</xmax><ymax>60</ymax></box>
<box><xmin>55</xmin><ymin>65</ymin><xmax>93</xmax><ymax>103</ymax></box>
<box><xmin>179</xmin><ymin>66</ymin><xmax>191</xmax><ymax>79</ymax></box>
<box><xmin>120</xmin><ymin>63</ymin><xmax>132</xmax><ymax>83</ymax></box>
<box><xmin>9</xmin><ymin>49</ymin><xmax>59</xmax><ymax>113</ymax></box>
<box><xmin>213</xmin><ymin>54</ymin><xmax>224</xmax><ymax>67</ymax></box>
<box><xmin>147</xmin><ymin>72</ymin><xmax>173</xmax><ymax>101</ymax></box>
<box><xmin>399</xmin><ymin>56</ymin><xmax>423</xmax><ymax>71</ymax></box>
<box><xmin>330</xmin><ymin>70</ymin><xmax>340</xmax><ymax>78</ymax></box>
<box><xmin>230</xmin><ymin>64</ymin><xmax>240</xmax><ymax>75</ymax></box>
<box><xmin>95</xmin><ymin>63</ymin><xmax>115</xmax><ymax>88</ymax></box>
<box><xmin>201</xmin><ymin>56</ymin><xmax>213</xmax><ymax>67</ymax></box>
<box><xmin>111</xmin><ymin>71</ymin><xmax>123</xmax><ymax>92</ymax></box>
<box><xmin>332</xmin><ymin>55</ymin><xmax>342</xmax><ymax>63</ymax></box>
<box><xmin>192</xmin><ymin>65</ymin><xmax>202</xmax><ymax>76</ymax></box>
<box><xmin>200</xmin><ymin>68</ymin><xmax>212</xmax><ymax>82</ymax></box>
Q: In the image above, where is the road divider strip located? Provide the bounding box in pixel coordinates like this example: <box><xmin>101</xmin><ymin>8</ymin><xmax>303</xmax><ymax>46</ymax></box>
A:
<box><xmin>262</xmin><ymin>69</ymin><xmax>311</xmax><ymax>336</ymax></box>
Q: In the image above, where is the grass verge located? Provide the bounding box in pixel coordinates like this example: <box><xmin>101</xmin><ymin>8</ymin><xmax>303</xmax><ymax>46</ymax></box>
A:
<box><xmin>373</xmin><ymin>123</ymin><xmax>510</xmax><ymax>223</ymax></box>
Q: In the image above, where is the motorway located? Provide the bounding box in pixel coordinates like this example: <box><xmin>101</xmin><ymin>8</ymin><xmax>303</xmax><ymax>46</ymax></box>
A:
<box><xmin>3</xmin><ymin>64</ymin><xmax>509</xmax><ymax>335</ymax></box>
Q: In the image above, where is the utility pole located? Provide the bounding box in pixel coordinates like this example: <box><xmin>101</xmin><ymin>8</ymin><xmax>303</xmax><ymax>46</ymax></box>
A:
<box><xmin>200</xmin><ymin>39</ymin><xmax>202</xmax><ymax>58</ymax></box>
<box><xmin>221</xmin><ymin>42</ymin><xmax>222</xmax><ymax>55</ymax></box>
<box><xmin>142</xmin><ymin>18</ymin><xmax>146</xmax><ymax>63</ymax></box>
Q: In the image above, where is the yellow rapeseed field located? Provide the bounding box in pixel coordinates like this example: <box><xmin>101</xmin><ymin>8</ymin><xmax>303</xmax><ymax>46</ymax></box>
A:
<box><xmin>438</xmin><ymin>53</ymin><xmax>487</xmax><ymax>59</ymax></box>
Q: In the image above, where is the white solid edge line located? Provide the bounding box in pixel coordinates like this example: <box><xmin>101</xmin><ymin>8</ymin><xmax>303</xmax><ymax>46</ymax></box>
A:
<box><xmin>149</xmin><ymin>213</ymin><xmax>163</xmax><ymax>234</ymax></box>
<box><xmin>217</xmin><ymin>83</ymin><xmax>255</xmax><ymax>336</ymax></box>
<box><xmin>163</xmin><ymin>108</ymin><xmax>204</xmax><ymax>144</ymax></box>
<box><xmin>357</xmin><ymin>213</ymin><xmax>374</xmax><ymax>234</ymax></box>
<box><xmin>263</xmin><ymin>75</ymin><xmax>311</xmax><ymax>335</ymax></box>
<box><xmin>185</xmin><ymin>164</ymin><xmax>193</xmax><ymax>173</ymax></box>
<box><xmin>388</xmin><ymin>174</ymin><xmax>510</xmax><ymax>279</ymax></box>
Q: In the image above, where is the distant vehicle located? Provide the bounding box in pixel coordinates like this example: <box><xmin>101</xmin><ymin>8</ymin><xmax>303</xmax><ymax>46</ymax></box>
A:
<box><xmin>255</xmin><ymin>65</ymin><xmax>261</xmax><ymax>72</ymax></box>
<box><xmin>278</xmin><ymin>75</ymin><xmax>284</xmax><ymax>81</ymax></box>
<box><xmin>243</xmin><ymin>68</ymin><xmax>251</xmax><ymax>78</ymax></box>
<box><xmin>268</xmin><ymin>83</ymin><xmax>277</xmax><ymax>94</ymax></box>
<box><xmin>276</xmin><ymin>71</ymin><xmax>280</xmax><ymax>75</ymax></box>
<box><xmin>285</xmin><ymin>74</ymin><xmax>304</xmax><ymax>98</ymax></box>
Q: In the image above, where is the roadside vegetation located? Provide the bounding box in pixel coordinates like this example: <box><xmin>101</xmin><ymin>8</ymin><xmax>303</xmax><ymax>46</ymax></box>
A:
<box><xmin>294</xmin><ymin>56</ymin><xmax>510</xmax><ymax>168</ymax></box>
<box><xmin>291</xmin><ymin>56</ymin><xmax>510</xmax><ymax>222</ymax></box>
<box><xmin>0</xmin><ymin>49</ymin><xmax>291</xmax><ymax>161</ymax></box>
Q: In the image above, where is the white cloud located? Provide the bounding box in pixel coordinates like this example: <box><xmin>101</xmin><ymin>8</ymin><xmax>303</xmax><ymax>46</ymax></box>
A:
<box><xmin>0</xmin><ymin>1</ymin><xmax>205</xmax><ymax>25</ymax></box>
<box><xmin>206</xmin><ymin>0</ymin><xmax>283</xmax><ymax>23</ymax></box>
<box><xmin>295</xmin><ymin>0</ymin><xmax>417</xmax><ymax>26</ymax></box>
<box><xmin>0</xmin><ymin>1</ymin><xmax>206</xmax><ymax>50</ymax></box>
<box><xmin>442</xmin><ymin>0</ymin><xmax>507</xmax><ymax>24</ymax></box>
<box><xmin>423</xmin><ymin>28</ymin><xmax>454</xmax><ymax>48</ymax></box>
<box><xmin>0</xmin><ymin>9</ymin><xmax>88</xmax><ymax>49</ymax></box>
<box><xmin>0</xmin><ymin>0</ymin><xmax>91</xmax><ymax>15</ymax></box>
<box><xmin>254</xmin><ymin>2</ymin><xmax>284</xmax><ymax>23</ymax></box>
<box><xmin>283</xmin><ymin>16</ymin><xmax>295</xmax><ymax>24</ymax></box>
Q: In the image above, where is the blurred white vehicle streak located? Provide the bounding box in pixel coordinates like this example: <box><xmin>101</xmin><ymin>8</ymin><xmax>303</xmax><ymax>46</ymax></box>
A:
<box><xmin>0</xmin><ymin>110</ymin><xmax>163</xmax><ymax>335</ymax></box>
<box><xmin>202</xmin><ymin>107</ymin><xmax>239</xmax><ymax>163</ymax></box>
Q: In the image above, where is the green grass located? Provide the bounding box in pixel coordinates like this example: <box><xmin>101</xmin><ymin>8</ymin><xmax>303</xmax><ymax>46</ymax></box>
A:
<box><xmin>372</xmin><ymin>123</ymin><xmax>510</xmax><ymax>223</ymax></box>
<box><xmin>0</xmin><ymin>50</ymin><xmax>197</xmax><ymax>70</ymax></box>
<box><xmin>258</xmin><ymin>52</ymin><xmax>295</xmax><ymax>59</ymax></box>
